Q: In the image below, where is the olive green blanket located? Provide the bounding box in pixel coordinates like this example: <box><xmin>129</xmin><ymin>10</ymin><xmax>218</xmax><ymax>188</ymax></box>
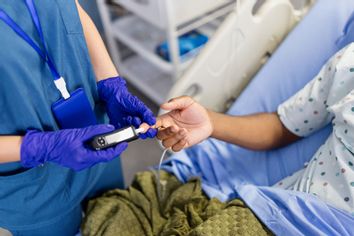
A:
<box><xmin>82</xmin><ymin>171</ymin><xmax>272</xmax><ymax>236</ymax></box>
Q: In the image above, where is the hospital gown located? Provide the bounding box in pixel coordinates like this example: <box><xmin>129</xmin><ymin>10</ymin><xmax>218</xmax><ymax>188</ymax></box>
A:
<box><xmin>276</xmin><ymin>43</ymin><xmax>354</xmax><ymax>214</ymax></box>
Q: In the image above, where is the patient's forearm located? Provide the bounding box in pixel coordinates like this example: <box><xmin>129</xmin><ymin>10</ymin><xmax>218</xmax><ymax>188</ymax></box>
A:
<box><xmin>209</xmin><ymin>111</ymin><xmax>300</xmax><ymax>150</ymax></box>
<box><xmin>0</xmin><ymin>136</ymin><xmax>22</xmax><ymax>163</ymax></box>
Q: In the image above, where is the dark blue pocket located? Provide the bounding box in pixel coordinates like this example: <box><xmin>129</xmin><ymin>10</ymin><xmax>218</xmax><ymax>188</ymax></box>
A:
<box><xmin>52</xmin><ymin>88</ymin><xmax>97</xmax><ymax>129</ymax></box>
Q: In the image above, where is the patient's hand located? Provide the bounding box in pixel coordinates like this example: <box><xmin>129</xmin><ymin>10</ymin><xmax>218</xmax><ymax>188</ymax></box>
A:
<box><xmin>156</xmin><ymin>96</ymin><xmax>213</xmax><ymax>151</ymax></box>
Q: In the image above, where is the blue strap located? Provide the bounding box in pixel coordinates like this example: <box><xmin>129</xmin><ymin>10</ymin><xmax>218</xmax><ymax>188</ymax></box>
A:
<box><xmin>0</xmin><ymin>0</ymin><xmax>61</xmax><ymax>80</ymax></box>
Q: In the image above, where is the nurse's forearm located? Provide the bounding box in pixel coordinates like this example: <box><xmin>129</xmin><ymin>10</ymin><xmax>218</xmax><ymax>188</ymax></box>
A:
<box><xmin>209</xmin><ymin>111</ymin><xmax>300</xmax><ymax>150</ymax></box>
<box><xmin>0</xmin><ymin>136</ymin><xmax>22</xmax><ymax>163</ymax></box>
<box><xmin>75</xmin><ymin>1</ymin><xmax>118</xmax><ymax>81</ymax></box>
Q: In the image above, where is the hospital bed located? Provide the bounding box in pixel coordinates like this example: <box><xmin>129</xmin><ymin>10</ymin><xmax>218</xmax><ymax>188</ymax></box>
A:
<box><xmin>72</xmin><ymin>1</ymin><xmax>313</xmax><ymax>236</ymax></box>
<box><xmin>164</xmin><ymin>0</ymin><xmax>314</xmax><ymax>112</ymax></box>
<box><xmin>161</xmin><ymin>0</ymin><xmax>354</xmax><ymax>235</ymax></box>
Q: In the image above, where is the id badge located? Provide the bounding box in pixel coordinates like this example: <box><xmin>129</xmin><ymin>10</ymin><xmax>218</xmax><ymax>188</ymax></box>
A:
<box><xmin>52</xmin><ymin>88</ymin><xmax>97</xmax><ymax>129</ymax></box>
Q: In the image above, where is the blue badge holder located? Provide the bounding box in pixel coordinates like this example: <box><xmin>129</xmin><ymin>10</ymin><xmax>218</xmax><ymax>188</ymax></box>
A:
<box><xmin>52</xmin><ymin>88</ymin><xmax>97</xmax><ymax>129</ymax></box>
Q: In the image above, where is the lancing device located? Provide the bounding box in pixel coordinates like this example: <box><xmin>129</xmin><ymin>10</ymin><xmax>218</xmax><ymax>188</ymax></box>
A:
<box><xmin>90</xmin><ymin>126</ymin><xmax>144</xmax><ymax>151</ymax></box>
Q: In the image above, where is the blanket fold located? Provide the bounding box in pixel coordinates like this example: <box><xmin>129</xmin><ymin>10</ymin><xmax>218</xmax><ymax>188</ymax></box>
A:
<box><xmin>82</xmin><ymin>171</ymin><xmax>272</xmax><ymax>236</ymax></box>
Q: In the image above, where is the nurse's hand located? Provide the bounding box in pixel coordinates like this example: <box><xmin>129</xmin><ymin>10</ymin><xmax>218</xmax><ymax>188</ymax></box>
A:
<box><xmin>20</xmin><ymin>125</ymin><xmax>128</xmax><ymax>171</ymax></box>
<box><xmin>97</xmin><ymin>76</ymin><xmax>157</xmax><ymax>139</ymax></box>
<box><xmin>156</xmin><ymin>96</ymin><xmax>213</xmax><ymax>151</ymax></box>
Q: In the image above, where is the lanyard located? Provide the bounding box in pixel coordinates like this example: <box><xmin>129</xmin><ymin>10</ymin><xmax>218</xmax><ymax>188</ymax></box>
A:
<box><xmin>0</xmin><ymin>0</ymin><xmax>70</xmax><ymax>99</ymax></box>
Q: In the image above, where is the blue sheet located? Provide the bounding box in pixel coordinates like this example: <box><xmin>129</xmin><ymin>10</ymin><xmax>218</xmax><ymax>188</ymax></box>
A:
<box><xmin>162</xmin><ymin>0</ymin><xmax>354</xmax><ymax>234</ymax></box>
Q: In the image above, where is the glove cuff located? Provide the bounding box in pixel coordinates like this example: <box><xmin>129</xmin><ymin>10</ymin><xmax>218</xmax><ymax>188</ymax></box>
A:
<box><xmin>97</xmin><ymin>76</ymin><xmax>127</xmax><ymax>101</ymax></box>
<box><xmin>20</xmin><ymin>130</ymin><xmax>46</xmax><ymax>168</ymax></box>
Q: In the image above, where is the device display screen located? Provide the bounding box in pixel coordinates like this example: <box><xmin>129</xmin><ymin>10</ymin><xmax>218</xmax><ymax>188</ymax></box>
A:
<box><xmin>105</xmin><ymin>127</ymin><xmax>135</xmax><ymax>144</ymax></box>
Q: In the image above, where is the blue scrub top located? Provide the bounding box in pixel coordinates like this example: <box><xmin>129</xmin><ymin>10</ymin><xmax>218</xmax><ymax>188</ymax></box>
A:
<box><xmin>0</xmin><ymin>1</ymin><xmax>124</xmax><ymax>235</ymax></box>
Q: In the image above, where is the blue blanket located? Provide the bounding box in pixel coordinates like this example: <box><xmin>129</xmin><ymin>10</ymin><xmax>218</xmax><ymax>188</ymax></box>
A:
<box><xmin>162</xmin><ymin>0</ymin><xmax>354</xmax><ymax>234</ymax></box>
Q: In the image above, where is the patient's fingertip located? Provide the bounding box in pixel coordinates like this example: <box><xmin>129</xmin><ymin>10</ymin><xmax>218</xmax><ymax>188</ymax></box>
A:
<box><xmin>172</xmin><ymin>146</ymin><xmax>181</xmax><ymax>152</ymax></box>
<box><xmin>160</xmin><ymin>104</ymin><xmax>172</xmax><ymax>111</ymax></box>
<box><xmin>167</xmin><ymin>98</ymin><xmax>175</xmax><ymax>103</ymax></box>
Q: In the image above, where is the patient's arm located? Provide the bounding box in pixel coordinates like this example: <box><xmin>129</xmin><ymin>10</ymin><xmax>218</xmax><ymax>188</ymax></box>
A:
<box><xmin>209</xmin><ymin>111</ymin><xmax>300</xmax><ymax>150</ymax></box>
<box><xmin>156</xmin><ymin>96</ymin><xmax>300</xmax><ymax>151</ymax></box>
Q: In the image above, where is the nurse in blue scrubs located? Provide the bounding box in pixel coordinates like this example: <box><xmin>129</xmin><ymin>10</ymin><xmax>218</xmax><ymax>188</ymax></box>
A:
<box><xmin>0</xmin><ymin>0</ymin><xmax>156</xmax><ymax>235</ymax></box>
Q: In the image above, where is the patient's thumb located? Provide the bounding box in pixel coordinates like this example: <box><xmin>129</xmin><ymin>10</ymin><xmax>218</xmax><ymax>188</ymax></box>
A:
<box><xmin>161</xmin><ymin>96</ymin><xmax>194</xmax><ymax>111</ymax></box>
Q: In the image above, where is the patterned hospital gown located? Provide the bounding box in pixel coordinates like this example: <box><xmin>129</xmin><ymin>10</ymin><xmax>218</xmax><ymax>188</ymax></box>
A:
<box><xmin>275</xmin><ymin>43</ymin><xmax>354</xmax><ymax>215</ymax></box>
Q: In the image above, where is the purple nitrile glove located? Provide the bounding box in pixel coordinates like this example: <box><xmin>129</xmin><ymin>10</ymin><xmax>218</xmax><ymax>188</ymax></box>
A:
<box><xmin>97</xmin><ymin>76</ymin><xmax>157</xmax><ymax>139</ymax></box>
<box><xmin>20</xmin><ymin>124</ymin><xmax>128</xmax><ymax>171</ymax></box>
<box><xmin>139</xmin><ymin>127</ymin><xmax>158</xmax><ymax>140</ymax></box>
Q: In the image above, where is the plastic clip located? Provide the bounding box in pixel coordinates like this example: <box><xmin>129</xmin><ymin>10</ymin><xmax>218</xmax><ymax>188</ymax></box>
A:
<box><xmin>54</xmin><ymin>77</ymin><xmax>70</xmax><ymax>100</ymax></box>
